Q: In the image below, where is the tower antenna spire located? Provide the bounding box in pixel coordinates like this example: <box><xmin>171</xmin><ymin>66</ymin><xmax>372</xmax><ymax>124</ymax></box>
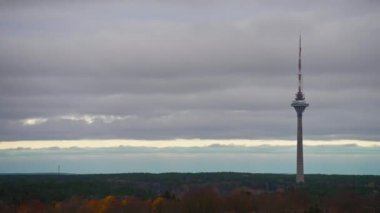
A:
<box><xmin>296</xmin><ymin>34</ymin><xmax>304</xmax><ymax>100</ymax></box>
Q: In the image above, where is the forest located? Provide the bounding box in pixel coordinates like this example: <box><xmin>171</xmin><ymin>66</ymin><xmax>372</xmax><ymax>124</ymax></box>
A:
<box><xmin>0</xmin><ymin>173</ymin><xmax>379</xmax><ymax>212</ymax></box>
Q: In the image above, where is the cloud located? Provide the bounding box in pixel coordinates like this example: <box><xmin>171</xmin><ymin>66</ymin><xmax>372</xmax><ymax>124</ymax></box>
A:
<box><xmin>0</xmin><ymin>0</ymin><xmax>379</xmax><ymax>141</ymax></box>
<box><xmin>59</xmin><ymin>114</ymin><xmax>134</xmax><ymax>124</ymax></box>
<box><xmin>21</xmin><ymin>118</ymin><xmax>48</xmax><ymax>126</ymax></box>
<box><xmin>19</xmin><ymin>114</ymin><xmax>136</xmax><ymax>125</ymax></box>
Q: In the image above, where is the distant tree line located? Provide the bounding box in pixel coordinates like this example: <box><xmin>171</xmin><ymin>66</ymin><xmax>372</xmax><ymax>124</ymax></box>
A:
<box><xmin>1</xmin><ymin>187</ymin><xmax>379</xmax><ymax>212</ymax></box>
<box><xmin>0</xmin><ymin>173</ymin><xmax>379</xmax><ymax>212</ymax></box>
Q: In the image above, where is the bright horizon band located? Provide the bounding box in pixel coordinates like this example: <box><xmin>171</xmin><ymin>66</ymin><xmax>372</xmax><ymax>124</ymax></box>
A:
<box><xmin>0</xmin><ymin>139</ymin><xmax>379</xmax><ymax>150</ymax></box>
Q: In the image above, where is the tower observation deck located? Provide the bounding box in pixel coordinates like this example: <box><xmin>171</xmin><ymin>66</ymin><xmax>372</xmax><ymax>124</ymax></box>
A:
<box><xmin>291</xmin><ymin>35</ymin><xmax>309</xmax><ymax>183</ymax></box>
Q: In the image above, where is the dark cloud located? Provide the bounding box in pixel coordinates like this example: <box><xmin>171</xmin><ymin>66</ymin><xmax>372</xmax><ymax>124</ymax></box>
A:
<box><xmin>0</xmin><ymin>0</ymin><xmax>379</xmax><ymax>141</ymax></box>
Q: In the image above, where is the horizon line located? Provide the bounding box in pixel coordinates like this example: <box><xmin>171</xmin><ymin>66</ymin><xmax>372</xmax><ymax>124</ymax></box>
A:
<box><xmin>1</xmin><ymin>139</ymin><xmax>379</xmax><ymax>150</ymax></box>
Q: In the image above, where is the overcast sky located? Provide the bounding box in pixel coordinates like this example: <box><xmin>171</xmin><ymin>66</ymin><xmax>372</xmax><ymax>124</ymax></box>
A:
<box><xmin>0</xmin><ymin>0</ymin><xmax>379</xmax><ymax>142</ymax></box>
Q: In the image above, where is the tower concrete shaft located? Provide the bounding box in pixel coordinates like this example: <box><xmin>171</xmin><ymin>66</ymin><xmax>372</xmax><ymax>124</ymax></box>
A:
<box><xmin>292</xmin><ymin>103</ymin><xmax>308</xmax><ymax>183</ymax></box>
<box><xmin>295</xmin><ymin>105</ymin><xmax>307</xmax><ymax>183</ymax></box>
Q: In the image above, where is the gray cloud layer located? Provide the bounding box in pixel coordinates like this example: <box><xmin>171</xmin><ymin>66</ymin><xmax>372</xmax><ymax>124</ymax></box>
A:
<box><xmin>0</xmin><ymin>0</ymin><xmax>379</xmax><ymax>140</ymax></box>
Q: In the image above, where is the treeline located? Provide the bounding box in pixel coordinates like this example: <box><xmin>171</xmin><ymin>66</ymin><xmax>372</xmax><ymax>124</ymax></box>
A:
<box><xmin>0</xmin><ymin>173</ymin><xmax>379</xmax><ymax>212</ymax></box>
<box><xmin>1</xmin><ymin>187</ymin><xmax>379</xmax><ymax>212</ymax></box>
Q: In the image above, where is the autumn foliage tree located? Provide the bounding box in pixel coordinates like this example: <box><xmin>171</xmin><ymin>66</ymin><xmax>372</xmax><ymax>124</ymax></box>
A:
<box><xmin>5</xmin><ymin>187</ymin><xmax>379</xmax><ymax>212</ymax></box>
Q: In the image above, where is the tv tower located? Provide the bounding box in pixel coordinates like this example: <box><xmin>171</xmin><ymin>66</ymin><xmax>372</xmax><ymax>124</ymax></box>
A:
<box><xmin>291</xmin><ymin>35</ymin><xmax>309</xmax><ymax>183</ymax></box>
